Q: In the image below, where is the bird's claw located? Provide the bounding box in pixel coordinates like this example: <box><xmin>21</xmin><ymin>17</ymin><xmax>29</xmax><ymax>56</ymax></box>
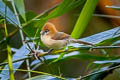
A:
<box><xmin>89</xmin><ymin>47</ymin><xmax>95</xmax><ymax>52</ymax></box>
<box><xmin>47</xmin><ymin>48</ymin><xmax>54</xmax><ymax>54</ymax></box>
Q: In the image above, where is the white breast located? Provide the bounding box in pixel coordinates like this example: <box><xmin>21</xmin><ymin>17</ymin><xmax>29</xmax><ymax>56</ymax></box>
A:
<box><xmin>41</xmin><ymin>35</ymin><xmax>68</xmax><ymax>49</ymax></box>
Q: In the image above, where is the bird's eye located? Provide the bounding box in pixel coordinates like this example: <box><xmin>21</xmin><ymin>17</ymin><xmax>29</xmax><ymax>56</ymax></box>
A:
<box><xmin>44</xmin><ymin>29</ymin><xmax>49</xmax><ymax>33</ymax></box>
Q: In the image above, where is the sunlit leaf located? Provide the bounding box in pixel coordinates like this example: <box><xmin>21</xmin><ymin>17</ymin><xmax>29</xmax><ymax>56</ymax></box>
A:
<box><xmin>14</xmin><ymin>0</ymin><xmax>26</xmax><ymax>21</ymax></box>
<box><xmin>0</xmin><ymin>1</ymin><xmax>18</xmax><ymax>26</ymax></box>
<box><xmin>106</xmin><ymin>5</ymin><xmax>120</xmax><ymax>10</ymax></box>
<box><xmin>26</xmin><ymin>75</ymin><xmax>58</xmax><ymax>80</ymax></box>
<box><xmin>43</xmin><ymin>0</ymin><xmax>85</xmax><ymax>20</ymax></box>
<box><xmin>112</xmin><ymin>40</ymin><xmax>120</xmax><ymax>45</ymax></box>
<box><xmin>94</xmin><ymin>59</ymin><xmax>120</xmax><ymax>64</ymax></box>
<box><xmin>81</xmin><ymin>27</ymin><xmax>120</xmax><ymax>45</ymax></box>
<box><xmin>71</xmin><ymin>0</ymin><xmax>99</xmax><ymax>38</ymax></box>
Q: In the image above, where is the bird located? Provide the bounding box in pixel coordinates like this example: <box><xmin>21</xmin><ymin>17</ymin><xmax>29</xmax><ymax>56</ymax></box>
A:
<box><xmin>40</xmin><ymin>22</ymin><xmax>94</xmax><ymax>51</ymax></box>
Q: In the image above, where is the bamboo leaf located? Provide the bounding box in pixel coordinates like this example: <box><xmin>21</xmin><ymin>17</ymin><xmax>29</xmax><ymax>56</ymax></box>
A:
<box><xmin>0</xmin><ymin>1</ymin><xmax>18</xmax><ymax>26</ymax></box>
<box><xmin>26</xmin><ymin>75</ymin><xmax>58</xmax><ymax>80</ymax></box>
<box><xmin>14</xmin><ymin>0</ymin><xmax>26</xmax><ymax>21</ymax></box>
<box><xmin>43</xmin><ymin>0</ymin><xmax>85</xmax><ymax>20</ymax></box>
<box><xmin>71</xmin><ymin>0</ymin><xmax>99</xmax><ymax>39</ymax></box>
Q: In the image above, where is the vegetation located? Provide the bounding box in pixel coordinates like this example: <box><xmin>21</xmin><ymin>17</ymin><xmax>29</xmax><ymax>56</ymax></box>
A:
<box><xmin>0</xmin><ymin>0</ymin><xmax>120</xmax><ymax>80</ymax></box>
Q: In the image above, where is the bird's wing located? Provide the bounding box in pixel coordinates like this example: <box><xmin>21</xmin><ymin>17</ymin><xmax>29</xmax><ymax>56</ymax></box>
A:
<box><xmin>51</xmin><ymin>32</ymin><xmax>71</xmax><ymax>40</ymax></box>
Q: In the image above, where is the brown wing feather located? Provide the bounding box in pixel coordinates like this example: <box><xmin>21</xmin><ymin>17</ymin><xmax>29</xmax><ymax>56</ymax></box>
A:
<box><xmin>51</xmin><ymin>32</ymin><xmax>71</xmax><ymax>40</ymax></box>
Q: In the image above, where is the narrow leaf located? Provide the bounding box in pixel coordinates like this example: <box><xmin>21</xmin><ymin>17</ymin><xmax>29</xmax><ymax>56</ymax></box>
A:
<box><xmin>43</xmin><ymin>0</ymin><xmax>85</xmax><ymax>20</ymax></box>
<box><xmin>71</xmin><ymin>0</ymin><xmax>99</xmax><ymax>38</ymax></box>
<box><xmin>0</xmin><ymin>1</ymin><xmax>18</xmax><ymax>26</ymax></box>
<box><xmin>14</xmin><ymin>0</ymin><xmax>26</xmax><ymax>21</ymax></box>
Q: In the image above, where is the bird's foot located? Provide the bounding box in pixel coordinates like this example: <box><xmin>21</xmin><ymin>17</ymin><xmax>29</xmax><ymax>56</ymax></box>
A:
<box><xmin>28</xmin><ymin>50</ymin><xmax>47</xmax><ymax>60</ymax></box>
<box><xmin>47</xmin><ymin>48</ymin><xmax>54</xmax><ymax>54</ymax></box>
<box><xmin>89</xmin><ymin>48</ymin><xmax>95</xmax><ymax>52</ymax></box>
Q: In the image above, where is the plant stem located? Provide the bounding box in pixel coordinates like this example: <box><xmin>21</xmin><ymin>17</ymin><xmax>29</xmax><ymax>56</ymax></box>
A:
<box><xmin>0</xmin><ymin>69</ymin><xmax>66</xmax><ymax>80</ymax></box>
<box><xmin>0</xmin><ymin>57</ymin><xmax>31</xmax><ymax>66</ymax></box>
<box><xmin>4</xmin><ymin>20</ymin><xmax>15</xmax><ymax>80</ymax></box>
<box><xmin>4</xmin><ymin>2</ymin><xmax>15</xmax><ymax>79</ymax></box>
<box><xmin>0</xmin><ymin>46</ymin><xmax>120</xmax><ymax>67</ymax></box>
<box><xmin>22</xmin><ymin>3</ymin><xmax>58</xmax><ymax>27</ymax></box>
<box><xmin>10</xmin><ymin>0</ymin><xmax>31</xmax><ymax>78</ymax></box>
<box><xmin>10</xmin><ymin>0</ymin><xmax>24</xmax><ymax>42</ymax></box>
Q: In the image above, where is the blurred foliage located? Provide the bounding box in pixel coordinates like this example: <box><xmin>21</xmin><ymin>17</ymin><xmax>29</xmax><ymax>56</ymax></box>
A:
<box><xmin>0</xmin><ymin>0</ymin><xmax>120</xmax><ymax>80</ymax></box>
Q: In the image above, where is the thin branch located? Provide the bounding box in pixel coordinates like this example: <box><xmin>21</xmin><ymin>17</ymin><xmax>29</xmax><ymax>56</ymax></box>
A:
<box><xmin>4</xmin><ymin>2</ymin><xmax>15</xmax><ymax>79</ymax></box>
<box><xmin>1</xmin><ymin>45</ymin><xmax>120</xmax><ymax>67</ymax></box>
<box><xmin>0</xmin><ymin>69</ymin><xmax>66</xmax><ymax>80</ymax></box>
<box><xmin>22</xmin><ymin>3</ymin><xmax>59</xmax><ymax>27</ymax></box>
<box><xmin>93</xmin><ymin>14</ymin><xmax>120</xmax><ymax>19</ymax></box>
<box><xmin>10</xmin><ymin>0</ymin><xmax>32</xmax><ymax>77</ymax></box>
<box><xmin>36</xmin><ymin>46</ymin><xmax>120</xmax><ymax>57</ymax></box>
<box><xmin>10</xmin><ymin>0</ymin><xmax>25</xmax><ymax>43</ymax></box>
<box><xmin>0</xmin><ymin>57</ymin><xmax>31</xmax><ymax>66</ymax></box>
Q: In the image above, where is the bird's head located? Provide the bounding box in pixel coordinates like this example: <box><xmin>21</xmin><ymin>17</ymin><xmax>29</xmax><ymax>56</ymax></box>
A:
<box><xmin>40</xmin><ymin>22</ymin><xmax>58</xmax><ymax>36</ymax></box>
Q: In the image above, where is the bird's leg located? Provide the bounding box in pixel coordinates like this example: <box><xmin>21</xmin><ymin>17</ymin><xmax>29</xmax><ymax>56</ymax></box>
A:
<box><xmin>47</xmin><ymin>48</ymin><xmax>54</xmax><ymax>54</ymax></box>
<box><xmin>34</xmin><ymin>51</ymin><xmax>40</xmax><ymax>60</ymax></box>
<box><xmin>89</xmin><ymin>44</ymin><xmax>97</xmax><ymax>52</ymax></box>
<box><xmin>36</xmin><ymin>49</ymin><xmax>53</xmax><ymax>64</ymax></box>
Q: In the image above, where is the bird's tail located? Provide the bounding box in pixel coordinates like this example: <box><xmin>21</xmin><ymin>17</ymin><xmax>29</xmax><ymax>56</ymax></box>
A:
<box><xmin>70</xmin><ymin>39</ymin><xmax>94</xmax><ymax>46</ymax></box>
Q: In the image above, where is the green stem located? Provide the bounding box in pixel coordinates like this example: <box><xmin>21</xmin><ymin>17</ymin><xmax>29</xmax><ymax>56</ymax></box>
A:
<box><xmin>10</xmin><ymin>0</ymin><xmax>31</xmax><ymax>78</ymax></box>
<box><xmin>0</xmin><ymin>57</ymin><xmax>31</xmax><ymax>66</ymax></box>
<box><xmin>0</xmin><ymin>69</ymin><xmax>66</xmax><ymax>80</ymax></box>
<box><xmin>0</xmin><ymin>46</ymin><xmax>120</xmax><ymax>67</ymax></box>
<box><xmin>4</xmin><ymin>20</ymin><xmax>15</xmax><ymax>80</ymax></box>
<box><xmin>71</xmin><ymin>0</ymin><xmax>99</xmax><ymax>39</ymax></box>
<box><xmin>10</xmin><ymin>0</ymin><xmax>24</xmax><ymax>42</ymax></box>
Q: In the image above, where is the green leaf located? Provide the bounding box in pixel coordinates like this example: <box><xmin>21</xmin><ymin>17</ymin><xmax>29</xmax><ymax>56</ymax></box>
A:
<box><xmin>112</xmin><ymin>40</ymin><xmax>120</xmax><ymax>45</ymax></box>
<box><xmin>0</xmin><ymin>1</ymin><xmax>18</xmax><ymax>26</ymax></box>
<box><xmin>50</xmin><ymin>52</ymin><xmax>66</xmax><ymax>64</ymax></box>
<box><xmin>26</xmin><ymin>75</ymin><xmax>58</xmax><ymax>80</ymax></box>
<box><xmin>64</xmin><ymin>53</ymin><xmax>119</xmax><ymax>61</ymax></box>
<box><xmin>14</xmin><ymin>0</ymin><xmax>26</xmax><ymax>21</ymax></box>
<box><xmin>43</xmin><ymin>0</ymin><xmax>85</xmax><ymax>20</ymax></box>
<box><xmin>22</xmin><ymin>11</ymin><xmax>38</xmax><ymax>37</ymax></box>
<box><xmin>97</xmin><ymin>37</ymin><xmax>120</xmax><ymax>46</ymax></box>
<box><xmin>106</xmin><ymin>5</ymin><xmax>120</xmax><ymax>10</ymax></box>
<box><xmin>22</xmin><ymin>12</ymin><xmax>46</xmax><ymax>37</ymax></box>
<box><xmin>85</xmin><ymin>63</ymin><xmax>120</xmax><ymax>80</ymax></box>
<box><xmin>0</xmin><ymin>18</ymin><xmax>4</xmax><ymax>23</ymax></box>
<box><xmin>81</xmin><ymin>27</ymin><xmax>120</xmax><ymax>45</ymax></box>
<box><xmin>94</xmin><ymin>59</ymin><xmax>120</xmax><ymax>64</ymax></box>
<box><xmin>71</xmin><ymin>0</ymin><xmax>99</xmax><ymax>39</ymax></box>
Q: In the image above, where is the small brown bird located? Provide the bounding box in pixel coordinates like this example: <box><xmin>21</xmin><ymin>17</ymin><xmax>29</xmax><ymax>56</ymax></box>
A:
<box><xmin>40</xmin><ymin>22</ymin><xmax>93</xmax><ymax>49</ymax></box>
